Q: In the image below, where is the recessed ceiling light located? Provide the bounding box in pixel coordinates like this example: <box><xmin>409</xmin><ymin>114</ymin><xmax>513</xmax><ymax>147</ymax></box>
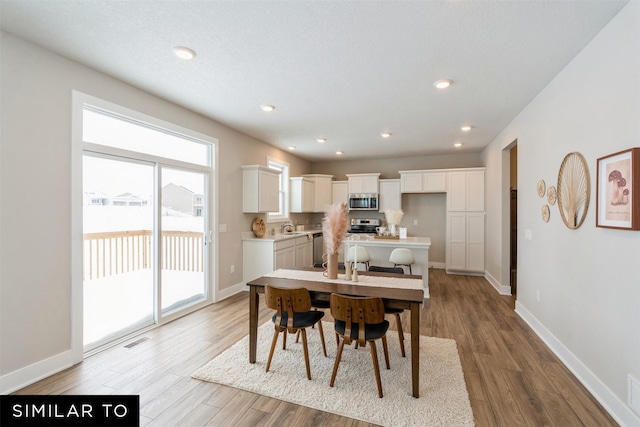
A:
<box><xmin>260</xmin><ymin>104</ymin><xmax>275</xmax><ymax>112</ymax></box>
<box><xmin>460</xmin><ymin>125</ymin><xmax>472</xmax><ymax>132</ymax></box>
<box><xmin>288</xmin><ymin>146</ymin><xmax>296</xmax><ymax>150</ymax></box>
<box><xmin>454</xmin><ymin>143</ymin><xmax>463</xmax><ymax>148</ymax></box>
<box><xmin>317</xmin><ymin>138</ymin><xmax>326</xmax><ymax>143</ymax></box>
<box><xmin>173</xmin><ymin>46</ymin><xmax>196</xmax><ymax>60</ymax></box>
<box><xmin>336</xmin><ymin>151</ymin><xmax>343</xmax><ymax>155</ymax></box>
<box><xmin>433</xmin><ymin>79</ymin><xmax>453</xmax><ymax>89</ymax></box>
<box><xmin>381</xmin><ymin>133</ymin><xmax>392</xmax><ymax>138</ymax></box>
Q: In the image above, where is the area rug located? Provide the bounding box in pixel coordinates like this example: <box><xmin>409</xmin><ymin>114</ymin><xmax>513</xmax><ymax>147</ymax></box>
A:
<box><xmin>192</xmin><ymin>321</ymin><xmax>474</xmax><ymax>426</ymax></box>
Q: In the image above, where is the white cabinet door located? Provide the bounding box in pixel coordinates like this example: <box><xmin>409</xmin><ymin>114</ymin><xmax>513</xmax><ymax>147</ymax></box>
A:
<box><xmin>466</xmin><ymin>170</ymin><xmax>485</xmax><ymax>212</ymax></box>
<box><xmin>423</xmin><ymin>172</ymin><xmax>447</xmax><ymax>193</ymax></box>
<box><xmin>379</xmin><ymin>179</ymin><xmax>401</xmax><ymax>212</ymax></box>
<box><xmin>242</xmin><ymin>165</ymin><xmax>281</xmax><ymax>213</ymax></box>
<box><xmin>447</xmin><ymin>212</ymin><xmax>467</xmax><ymax>271</ymax></box>
<box><xmin>332</xmin><ymin>181</ymin><xmax>348</xmax><ymax>206</ymax></box>
<box><xmin>290</xmin><ymin>177</ymin><xmax>314</xmax><ymax>212</ymax></box>
<box><xmin>347</xmin><ymin>173</ymin><xmax>379</xmax><ymax>194</ymax></box>
<box><xmin>275</xmin><ymin>246</ymin><xmax>296</xmax><ymax>269</ymax></box>
<box><xmin>313</xmin><ymin>175</ymin><xmax>333</xmax><ymax>212</ymax></box>
<box><xmin>401</xmin><ymin>172</ymin><xmax>423</xmax><ymax>192</ymax></box>
<box><xmin>295</xmin><ymin>240</ymin><xmax>313</xmax><ymax>267</ymax></box>
<box><xmin>466</xmin><ymin>213</ymin><xmax>485</xmax><ymax>272</ymax></box>
<box><xmin>446</xmin><ymin>212</ymin><xmax>485</xmax><ymax>273</ymax></box>
<box><xmin>447</xmin><ymin>171</ymin><xmax>467</xmax><ymax>211</ymax></box>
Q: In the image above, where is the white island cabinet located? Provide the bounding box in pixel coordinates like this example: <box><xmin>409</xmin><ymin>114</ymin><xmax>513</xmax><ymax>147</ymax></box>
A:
<box><xmin>343</xmin><ymin>235</ymin><xmax>431</xmax><ymax>294</ymax></box>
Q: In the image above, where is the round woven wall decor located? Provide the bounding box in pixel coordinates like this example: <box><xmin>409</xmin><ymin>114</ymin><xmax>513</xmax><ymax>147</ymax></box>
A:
<box><xmin>557</xmin><ymin>152</ymin><xmax>590</xmax><ymax>229</ymax></box>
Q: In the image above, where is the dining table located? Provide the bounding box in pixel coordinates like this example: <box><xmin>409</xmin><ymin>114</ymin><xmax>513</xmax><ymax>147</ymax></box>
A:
<box><xmin>247</xmin><ymin>267</ymin><xmax>426</xmax><ymax>398</ymax></box>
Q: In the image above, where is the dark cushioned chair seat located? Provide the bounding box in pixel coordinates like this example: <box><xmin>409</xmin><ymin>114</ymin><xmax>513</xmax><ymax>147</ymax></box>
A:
<box><xmin>311</xmin><ymin>298</ymin><xmax>331</xmax><ymax>309</ymax></box>
<box><xmin>334</xmin><ymin>319</ymin><xmax>389</xmax><ymax>341</ymax></box>
<box><xmin>272</xmin><ymin>310</ymin><xmax>324</xmax><ymax>329</ymax></box>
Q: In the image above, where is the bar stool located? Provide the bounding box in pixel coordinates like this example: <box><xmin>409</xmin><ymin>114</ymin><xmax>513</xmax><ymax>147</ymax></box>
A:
<box><xmin>389</xmin><ymin>248</ymin><xmax>415</xmax><ymax>274</ymax></box>
<box><xmin>347</xmin><ymin>246</ymin><xmax>370</xmax><ymax>271</ymax></box>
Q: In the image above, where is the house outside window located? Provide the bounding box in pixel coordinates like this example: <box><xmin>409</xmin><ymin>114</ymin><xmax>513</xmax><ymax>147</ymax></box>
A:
<box><xmin>267</xmin><ymin>157</ymin><xmax>289</xmax><ymax>223</ymax></box>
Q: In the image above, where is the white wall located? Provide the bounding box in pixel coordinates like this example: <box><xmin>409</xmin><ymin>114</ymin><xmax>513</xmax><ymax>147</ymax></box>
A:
<box><xmin>0</xmin><ymin>31</ymin><xmax>310</xmax><ymax>385</ymax></box>
<box><xmin>482</xmin><ymin>2</ymin><xmax>640</xmax><ymax>425</ymax></box>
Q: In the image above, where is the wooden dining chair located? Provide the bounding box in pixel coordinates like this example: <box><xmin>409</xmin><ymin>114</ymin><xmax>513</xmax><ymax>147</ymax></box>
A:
<box><xmin>329</xmin><ymin>293</ymin><xmax>390</xmax><ymax>398</ymax></box>
<box><xmin>368</xmin><ymin>266</ymin><xmax>407</xmax><ymax>357</ymax></box>
<box><xmin>264</xmin><ymin>285</ymin><xmax>328</xmax><ymax>380</ymax></box>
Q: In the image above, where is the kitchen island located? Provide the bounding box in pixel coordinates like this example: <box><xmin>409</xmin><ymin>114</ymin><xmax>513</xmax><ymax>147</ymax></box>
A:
<box><xmin>344</xmin><ymin>235</ymin><xmax>431</xmax><ymax>293</ymax></box>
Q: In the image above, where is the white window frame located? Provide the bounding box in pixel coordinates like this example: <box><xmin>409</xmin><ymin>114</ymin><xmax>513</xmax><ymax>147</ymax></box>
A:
<box><xmin>266</xmin><ymin>156</ymin><xmax>289</xmax><ymax>223</ymax></box>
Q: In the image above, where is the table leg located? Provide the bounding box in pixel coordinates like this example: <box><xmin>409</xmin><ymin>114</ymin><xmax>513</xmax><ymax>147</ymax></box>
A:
<box><xmin>410</xmin><ymin>301</ymin><xmax>420</xmax><ymax>398</ymax></box>
<box><xmin>249</xmin><ymin>285</ymin><xmax>258</xmax><ymax>363</ymax></box>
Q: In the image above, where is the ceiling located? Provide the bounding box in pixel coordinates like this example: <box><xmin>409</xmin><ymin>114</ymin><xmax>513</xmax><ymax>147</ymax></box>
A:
<box><xmin>0</xmin><ymin>0</ymin><xmax>629</xmax><ymax>161</ymax></box>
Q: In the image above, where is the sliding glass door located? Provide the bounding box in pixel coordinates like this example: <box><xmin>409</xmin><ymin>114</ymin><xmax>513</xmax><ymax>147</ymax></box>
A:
<box><xmin>160</xmin><ymin>168</ymin><xmax>208</xmax><ymax>315</ymax></box>
<box><xmin>78</xmin><ymin>99</ymin><xmax>215</xmax><ymax>353</ymax></box>
<box><xmin>83</xmin><ymin>154</ymin><xmax>155</xmax><ymax>348</ymax></box>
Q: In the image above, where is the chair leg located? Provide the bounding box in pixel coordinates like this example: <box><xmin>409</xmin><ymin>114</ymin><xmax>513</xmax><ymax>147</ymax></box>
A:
<box><xmin>300</xmin><ymin>328</ymin><xmax>312</xmax><ymax>380</ymax></box>
<box><xmin>295</xmin><ymin>329</ymin><xmax>300</xmax><ymax>342</ymax></box>
<box><xmin>381</xmin><ymin>335</ymin><xmax>390</xmax><ymax>369</ymax></box>
<box><xmin>282</xmin><ymin>329</ymin><xmax>287</xmax><ymax>349</ymax></box>
<box><xmin>369</xmin><ymin>340</ymin><xmax>384</xmax><ymax>398</ymax></box>
<box><xmin>394</xmin><ymin>313</ymin><xmax>406</xmax><ymax>357</ymax></box>
<box><xmin>266</xmin><ymin>328</ymin><xmax>280</xmax><ymax>373</ymax></box>
<box><xmin>409</xmin><ymin>264</ymin><xmax>412</xmax><ymax>274</ymax></box>
<box><xmin>330</xmin><ymin>338</ymin><xmax>346</xmax><ymax>387</ymax></box>
<box><xmin>316</xmin><ymin>320</ymin><xmax>328</xmax><ymax>357</ymax></box>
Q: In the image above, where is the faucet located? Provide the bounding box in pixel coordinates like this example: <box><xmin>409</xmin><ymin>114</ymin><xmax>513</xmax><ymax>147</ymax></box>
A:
<box><xmin>281</xmin><ymin>222</ymin><xmax>295</xmax><ymax>233</ymax></box>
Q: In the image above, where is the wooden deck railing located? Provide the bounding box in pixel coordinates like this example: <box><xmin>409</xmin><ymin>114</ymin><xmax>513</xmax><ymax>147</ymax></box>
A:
<box><xmin>83</xmin><ymin>230</ymin><xmax>204</xmax><ymax>280</ymax></box>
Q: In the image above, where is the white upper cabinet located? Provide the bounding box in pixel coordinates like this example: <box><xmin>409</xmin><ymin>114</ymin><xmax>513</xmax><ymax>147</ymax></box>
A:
<box><xmin>399</xmin><ymin>170</ymin><xmax>446</xmax><ymax>193</ymax></box>
<box><xmin>347</xmin><ymin>173</ymin><xmax>380</xmax><ymax>194</ymax></box>
<box><xmin>290</xmin><ymin>177</ymin><xmax>315</xmax><ymax>213</ymax></box>
<box><xmin>379</xmin><ymin>179</ymin><xmax>401</xmax><ymax>212</ymax></box>
<box><xmin>303</xmin><ymin>174</ymin><xmax>333</xmax><ymax>212</ymax></box>
<box><xmin>447</xmin><ymin>169</ymin><xmax>485</xmax><ymax>212</ymax></box>
<box><xmin>332</xmin><ymin>181</ymin><xmax>348</xmax><ymax>206</ymax></box>
<box><xmin>242</xmin><ymin>165</ymin><xmax>280</xmax><ymax>213</ymax></box>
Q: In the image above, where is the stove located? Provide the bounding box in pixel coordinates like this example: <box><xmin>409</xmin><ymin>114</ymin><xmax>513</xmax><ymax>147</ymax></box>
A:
<box><xmin>349</xmin><ymin>218</ymin><xmax>381</xmax><ymax>234</ymax></box>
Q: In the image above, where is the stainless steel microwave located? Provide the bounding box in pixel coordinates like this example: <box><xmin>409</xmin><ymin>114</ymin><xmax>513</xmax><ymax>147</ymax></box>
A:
<box><xmin>348</xmin><ymin>193</ymin><xmax>378</xmax><ymax>211</ymax></box>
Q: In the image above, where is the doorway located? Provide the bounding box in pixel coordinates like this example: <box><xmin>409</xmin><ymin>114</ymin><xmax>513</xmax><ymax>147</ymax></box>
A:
<box><xmin>509</xmin><ymin>143</ymin><xmax>518</xmax><ymax>296</ymax></box>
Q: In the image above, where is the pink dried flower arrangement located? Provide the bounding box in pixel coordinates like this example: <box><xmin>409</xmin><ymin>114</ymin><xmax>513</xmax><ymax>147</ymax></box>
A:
<box><xmin>322</xmin><ymin>203</ymin><xmax>349</xmax><ymax>254</ymax></box>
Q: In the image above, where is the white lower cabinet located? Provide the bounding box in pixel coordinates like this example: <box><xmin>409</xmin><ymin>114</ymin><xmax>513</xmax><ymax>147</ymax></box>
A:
<box><xmin>446</xmin><ymin>212</ymin><xmax>484</xmax><ymax>273</ymax></box>
<box><xmin>243</xmin><ymin>235</ymin><xmax>314</xmax><ymax>282</ymax></box>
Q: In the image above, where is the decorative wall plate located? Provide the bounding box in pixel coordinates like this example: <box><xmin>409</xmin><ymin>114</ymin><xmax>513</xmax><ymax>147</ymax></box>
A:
<box><xmin>537</xmin><ymin>179</ymin><xmax>546</xmax><ymax>197</ymax></box>
<box><xmin>557</xmin><ymin>152</ymin><xmax>590</xmax><ymax>229</ymax></box>
<box><xmin>547</xmin><ymin>186</ymin><xmax>557</xmax><ymax>205</ymax></box>
<box><xmin>542</xmin><ymin>204</ymin><xmax>550</xmax><ymax>223</ymax></box>
<box><xmin>252</xmin><ymin>218</ymin><xmax>266</xmax><ymax>237</ymax></box>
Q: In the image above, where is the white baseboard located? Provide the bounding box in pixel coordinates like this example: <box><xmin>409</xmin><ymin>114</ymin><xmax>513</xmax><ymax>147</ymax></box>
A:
<box><xmin>215</xmin><ymin>281</ymin><xmax>248</xmax><ymax>302</ymax></box>
<box><xmin>515</xmin><ymin>302</ymin><xmax>640</xmax><ymax>427</ymax></box>
<box><xmin>484</xmin><ymin>270</ymin><xmax>512</xmax><ymax>295</ymax></box>
<box><xmin>0</xmin><ymin>349</ymin><xmax>75</xmax><ymax>395</ymax></box>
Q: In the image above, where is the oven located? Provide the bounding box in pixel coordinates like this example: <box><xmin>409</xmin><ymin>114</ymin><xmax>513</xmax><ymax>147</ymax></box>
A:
<box><xmin>349</xmin><ymin>218</ymin><xmax>381</xmax><ymax>234</ymax></box>
<box><xmin>348</xmin><ymin>193</ymin><xmax>378</xmax><ymax>211</ymax></box>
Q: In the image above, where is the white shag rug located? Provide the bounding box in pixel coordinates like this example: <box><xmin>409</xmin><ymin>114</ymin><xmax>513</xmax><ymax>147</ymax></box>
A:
<box><xmin>192</xmin><ymin>321</ymin><xmax>474</xmax><ymax>426</ymax></box>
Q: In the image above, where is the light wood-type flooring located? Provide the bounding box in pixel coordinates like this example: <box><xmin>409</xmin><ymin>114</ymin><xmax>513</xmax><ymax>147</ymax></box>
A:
<box><xmin>14</xmin><ymin>269</ymin><xmax>618</xmax><ymax>426</ymax></box>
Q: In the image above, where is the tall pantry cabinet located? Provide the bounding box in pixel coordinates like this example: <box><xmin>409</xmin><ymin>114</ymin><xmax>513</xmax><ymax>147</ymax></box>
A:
<box><xmin>446</xmin><ymin>168</ymin><xmax>485</xmax><ymax>274</ymax></box>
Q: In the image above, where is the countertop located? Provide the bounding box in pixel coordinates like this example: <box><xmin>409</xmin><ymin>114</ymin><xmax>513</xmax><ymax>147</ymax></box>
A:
<box><xmin>241</xmin><ymin>231</ymin><xmax>318</xmax><ymax>242</ymax></box>
<box><xmin>344</xmin><ymin>235</ymin><xmax>431</xmax><ymax>247</ymax></box>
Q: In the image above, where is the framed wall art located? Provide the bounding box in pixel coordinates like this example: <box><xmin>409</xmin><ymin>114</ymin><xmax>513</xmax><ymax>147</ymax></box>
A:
<box><xmin>596</xmin><ymin>148</ymin><xmax>640</xmax><ymax>230</ymax></box>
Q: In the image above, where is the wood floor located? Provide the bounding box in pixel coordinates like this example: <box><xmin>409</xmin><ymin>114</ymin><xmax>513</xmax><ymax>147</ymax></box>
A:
<box><xmin>15</xmin><ymin>269</ymin><xmax>618</xmax><ymax>426</ymax></box>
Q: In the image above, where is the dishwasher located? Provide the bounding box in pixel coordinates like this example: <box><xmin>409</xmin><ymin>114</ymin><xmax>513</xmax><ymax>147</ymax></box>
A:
<box><xmin>312</xmin><ymin>231</ymin><xmax>324</xmax><ymax>266</ymax></box>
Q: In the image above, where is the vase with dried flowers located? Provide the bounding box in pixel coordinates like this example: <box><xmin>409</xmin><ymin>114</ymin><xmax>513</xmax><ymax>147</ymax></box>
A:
<box><xmin>322</xmin><ymin>203</ymin><xmax>349</xmax><ymax>279</ymax></box>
